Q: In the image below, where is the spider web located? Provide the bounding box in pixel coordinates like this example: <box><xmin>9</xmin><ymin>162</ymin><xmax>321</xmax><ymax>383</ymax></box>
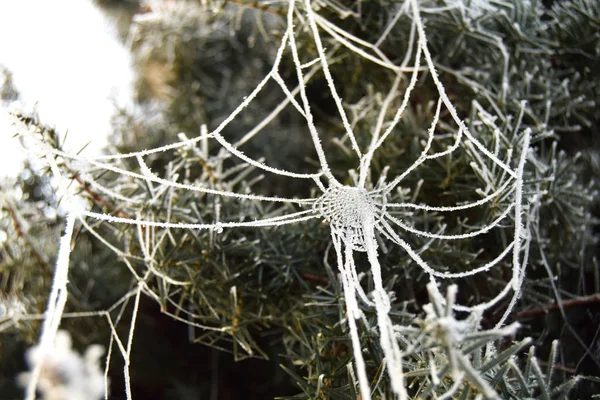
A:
<box><xmin>13</xmin><ymin>0</ymin><xmax>531</xmax><ymax>399</ymax></box>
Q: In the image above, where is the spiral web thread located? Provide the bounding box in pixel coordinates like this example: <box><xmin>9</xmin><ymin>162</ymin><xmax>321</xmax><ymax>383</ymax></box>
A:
<box><xmin>9</xmin><ymin>0</ymin><xmax>533</xmax><ymax>399</ymax></box>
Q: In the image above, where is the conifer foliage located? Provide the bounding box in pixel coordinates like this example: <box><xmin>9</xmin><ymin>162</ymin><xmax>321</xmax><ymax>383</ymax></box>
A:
<box><xmin>1</xmin><ymin>0</ymin><xmax>599</xmax><ymax>399</ymax></box>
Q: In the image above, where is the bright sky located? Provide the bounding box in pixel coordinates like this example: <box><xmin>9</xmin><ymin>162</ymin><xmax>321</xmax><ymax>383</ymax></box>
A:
<box><xmin>0</xmin><ymin>0</ymin><xmax>134</xmax><ymax>178</ymax></box>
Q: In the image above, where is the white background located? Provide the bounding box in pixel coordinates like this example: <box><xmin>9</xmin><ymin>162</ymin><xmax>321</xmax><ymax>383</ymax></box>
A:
<box><xmin>0</xmin><ymin>0</ymin><xmax>133</xmax><ymax>178</ymax></box>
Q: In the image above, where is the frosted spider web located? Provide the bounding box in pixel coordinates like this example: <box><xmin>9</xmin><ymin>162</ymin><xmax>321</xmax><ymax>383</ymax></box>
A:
<box><xmin>12</xmin><ymin>0</ymin><xmax>531</xmax><ymax>399</ymax></box>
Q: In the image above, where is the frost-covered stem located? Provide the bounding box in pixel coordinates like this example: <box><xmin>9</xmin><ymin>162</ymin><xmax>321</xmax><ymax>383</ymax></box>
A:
<box><xmin>379</xmin><ymin>219</ymin><xmax>513</xmax><ymax>312</ymax></box>
<box><xmin>25</xmin><ymin>213</ymin><xmax>76</xmax><ymax>400</ymax></box>
<box><xmin>382</xmin><ymin>98</ymin><xmax>444</xmax><ymax>193</ymax></box>
<box><xmin>360</xmin><ymin>29</ymin><xmax>422</xmax><ymax>188</ymax></box>
<box><xmin>53</xmin><ymin>148</ymin><xmax>318</xmax><ymax>204</ymax></box>
<box><xmin>360</xmin><ymin>14</ymin><xmax>417</xmax><ymax>189</ymax></box>
<box><xmin>124</xmin><ymin>285</ymin><xmax>142</xmax><ymax>400</ymax></box>
<box><xmin>387</xmin><ymin>202</ymin><xmax>514</xmax><ymax>240</ymax></box>
<box><xmin>303</xmin><ymin>0</ymin><xmax>362</xmax><ymax>159</ymax></box>
<box><xmin>312</xmin><ymin>13</ymin><xmax>407</xmax><ymax>72</ymax></box>
<box><xmin>82</xmin><ymin>208</ymin><xmax>318</xmax><ymax>230</ymax></box>
<box><xmin>409</xmin><ymin>0</ymin><xmax>516</xmax><ymax>179</ymax></box>
<box><xmin>456</xmin><ymin>353</ymin><xmax>500</xmax><ymax>400</ymax></box>
<box><xmin>512</xmin><ymin>129</ymin><xmax>530</xmax><ymax>290</ymax></box>
<box><xmin>375</xmin><ymin>2</ymin><xmax>410</xmax><ymax>47</ymax></box>
<box><xmin>491</xmin><ymin>131</ymin><xmax>531</xmax><ymax>327</ymax></box>
<box><xmin>235</xmin><ymin>64</ymin><xmax>323</xmax><ymax>148</ymax></box>
<box><xmin>386</xmin><ymin>176</ymin><xmax>513</xmax><ymax>211</ymax></box>
<box><xmin>332</xmin><ymin>234</ymin><xmax>371</xmax><ymax>400</ymax></box>
<box><xmin>104</xmin><ymin>322</ymin><xmax>115</xmax><ymax>400</ymax></box>
<box><xmin>288</xmin><ymin>0</ymin><xmax>339</xmax><ymax>185</ymax></box>
<box><xmin>345</xmin><ymin>298</ymin><xmax>371</xmax><ymax>400</ymax></box>
<box><xmin>364</xmin><ymin>220</ymin><xmax>407</xmax><ymax>400</ymax></box>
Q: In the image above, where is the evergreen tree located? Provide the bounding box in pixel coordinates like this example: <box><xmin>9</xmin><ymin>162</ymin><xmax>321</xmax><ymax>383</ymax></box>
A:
<box><xmin>2</xmin><ymin>0</ymin><xmax>599</xmax><ymax>398</ymax></box>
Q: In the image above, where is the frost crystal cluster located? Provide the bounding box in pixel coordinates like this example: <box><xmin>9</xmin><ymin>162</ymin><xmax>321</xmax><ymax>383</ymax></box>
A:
<box><xmin>17</xmin><ymin>330</ymin><xmax>105</xmax><ymax>400</ymax></box>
